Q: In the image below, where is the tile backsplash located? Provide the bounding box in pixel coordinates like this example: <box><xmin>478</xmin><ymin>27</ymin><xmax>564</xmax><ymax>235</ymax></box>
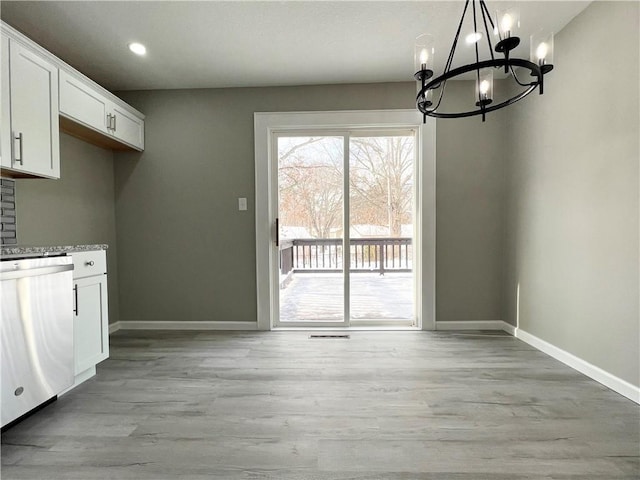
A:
<box><xmin>1</xmin><ymin>178</ymin><xmax>17</xmax><ymax>245</ymax></box>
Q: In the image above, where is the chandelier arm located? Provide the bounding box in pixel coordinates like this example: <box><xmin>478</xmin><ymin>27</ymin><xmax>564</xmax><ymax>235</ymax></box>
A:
<box><xmin>472</xmin><ymin>0</ymin><xmax>480</xmax><ymax>65</ymax></box>
<box><xmin>417</xmin><ymin>77</ymin><xmax>449</xmax><ymax>114</ymax></box>
<box><xmin>444</xmin><ymin>0</ymin><xmax>471</xmax><ymax>74</ymax></box>
<box><xmin>479</xmin><ymin>0</ymin><xmax>495</xmax><ymax>61</ymax></box>
<box><xmin>424</xmin><ymin>58</ymin><xmax>541</xmax><ymax>90</ymax></box>
<box><xmin>417</xmin><ymin>58</ymin><xmax>542</xmax><ymax>118</ymax></box>
<box><xmin>479</xmin><ymin>0</ymin><xmax>496</xmax><ymax>32</ymax></box>
<box><xmin>420</xmin><ymin>83</ymin><xmax>538</xmax><ymax>119</ymax></box>
<box><xmin>508</xmin><ymin>64</ymin><xmax>536</xmax><ymax>87</ymax></box>
<box><xmin>431</xmin><ymin>79</ymin><xmax>448</xmax><ymax>112</ymax></box>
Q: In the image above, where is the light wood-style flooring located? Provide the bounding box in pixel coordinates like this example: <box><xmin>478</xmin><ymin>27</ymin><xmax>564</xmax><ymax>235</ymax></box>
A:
<box><xmin>2</xmin><ymin>330</ymin><xmax>639</xmax><ymax>479</ymax></box>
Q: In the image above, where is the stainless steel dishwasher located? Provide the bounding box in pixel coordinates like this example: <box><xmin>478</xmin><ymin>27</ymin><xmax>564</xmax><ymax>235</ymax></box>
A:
<box><xmin>1</xmin><ymin>255</ymin><xmax>74</xmax><ymax>427</ymax></box>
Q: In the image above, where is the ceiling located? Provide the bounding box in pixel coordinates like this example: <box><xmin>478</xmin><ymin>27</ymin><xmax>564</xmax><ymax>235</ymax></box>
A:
<box><xmin>0</xmin><ymin>1</ymin><xmax>591</xmax><ymax>91</ymax></box>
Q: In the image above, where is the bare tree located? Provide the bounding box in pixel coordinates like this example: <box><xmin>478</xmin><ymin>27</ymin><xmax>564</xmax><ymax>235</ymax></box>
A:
<box><xmin>278</xmin><ymin>137</ymin><xmax>343</xmax><ymax>238</ymax></box>
<box><xmin>350</xmin><ymin>136</ymin><xmax>414</xmax><ymax>237</ymax></box>
<box><xmin>278</xmin><ymin>135</ymin><xmax>414</xmax><ymax>239</ymax></box>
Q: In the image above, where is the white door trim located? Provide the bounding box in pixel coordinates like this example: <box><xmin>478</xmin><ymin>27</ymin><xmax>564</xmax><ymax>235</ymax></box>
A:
<box><xmin>254</xmin><ymin>110</ymin><xmax>436</xmax><ymax>331</ymax></box>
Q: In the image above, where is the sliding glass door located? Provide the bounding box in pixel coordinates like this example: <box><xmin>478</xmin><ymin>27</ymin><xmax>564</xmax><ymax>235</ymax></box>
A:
<box><xmin>348</xmin><ymin>132</ymin><xmax>415</xmax><ymax>324</ymax></box>
<box><xmin>274</xmin><ymin>129</ymin><xmax>416</xmax><ymax>327</ymax></box>
<box><xmin>277</xmin><ymin>135</ymin><xmax>346</xmax><ymax>325</ymax></box>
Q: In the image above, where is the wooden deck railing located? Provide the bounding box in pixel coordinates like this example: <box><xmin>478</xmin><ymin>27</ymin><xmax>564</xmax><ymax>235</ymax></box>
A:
<box><xmin>279</xmin><ymin>238</ymin><xmax>412</xmax><ymax>275</ymax></box>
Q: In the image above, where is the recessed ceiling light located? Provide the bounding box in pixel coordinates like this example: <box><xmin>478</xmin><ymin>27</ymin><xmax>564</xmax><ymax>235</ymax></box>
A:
<box><xmin>465</xmin><ymin>32</ymin><xmax>482</xmax><ymax>44</ymax></box>
<box><xmin>128</xmin><ymin>42</ymin><xmax>146</xmax><ymax>56</ymax></box>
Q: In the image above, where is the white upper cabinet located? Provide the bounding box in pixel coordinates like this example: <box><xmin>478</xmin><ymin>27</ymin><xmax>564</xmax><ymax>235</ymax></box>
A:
<box><xmin>1</xmin><ymin>20</ymin><xmax>145</xmax><ymax>175</ymax></box>
<box><xmin>59</xmin><ymin>69</ymin><xmax>144</xmax><ymax>151</ymax></box>
<box><xmin>1</xmin><ymin>35</ymin><xmax>60</xmax><ymax>179</ymax></box>
<box><xmin>59</xmin><ymin>69</ymin><xmax>110</xmax><ymax>136</ymax></box>
<box><xmin>108</xmin><ymin>101</ymin><xmax>145</xmax><ymax>150</ymax></box>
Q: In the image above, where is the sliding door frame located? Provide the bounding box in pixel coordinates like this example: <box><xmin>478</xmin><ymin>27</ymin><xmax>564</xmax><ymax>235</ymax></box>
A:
<box><xmin>272</xmin><ymin>130</ymin><xmax>350</xmax><ymax>328</ymax></box>
<box><xmin>254</xmin><ymin>110</ymin><xmax>436</xmax><ymax>331</ymax></box>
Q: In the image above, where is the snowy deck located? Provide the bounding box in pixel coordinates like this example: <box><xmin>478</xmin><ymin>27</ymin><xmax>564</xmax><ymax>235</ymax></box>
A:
<box><xmin>279</xmin><ymin>272</ymin><xmax>414</xmax><ymax>322</ymax></box>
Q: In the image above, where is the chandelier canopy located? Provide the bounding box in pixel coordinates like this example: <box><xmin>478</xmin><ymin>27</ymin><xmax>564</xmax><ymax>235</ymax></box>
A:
<box><xmin>414</xmin><ymin>0</ymin><xmax>554</xmax><ymax>122</ymax></box>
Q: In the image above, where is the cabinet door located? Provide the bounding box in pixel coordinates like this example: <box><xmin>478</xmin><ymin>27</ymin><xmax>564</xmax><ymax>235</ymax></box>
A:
<box><xmin>110</xmin><ymin>102</ymin><xmax>144</xmax><ymax>151</ymax></box>
<box><xmin>7</xmin><ymin>39</ymin><xmax>59</xmax><ymax>178</ymax></box>
<box><xmin>1</xmin><ymin>36</ymin><xmax>10</xmax><ymax>168</ymax></box>
<box><xmin>59</xmin><ymin>70</ymin><xmax>109</xmax><ymax>135</ymax></box>
<box><xmin>74</xmin><ymin>275</ymin><xmax>109</xmax><ymax>374</ymax></box>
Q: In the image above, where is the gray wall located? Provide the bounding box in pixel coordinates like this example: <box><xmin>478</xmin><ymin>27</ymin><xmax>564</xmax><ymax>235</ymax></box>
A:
<box><xmin>503</xmin><ymin>1</ymin><xmax>639</xmax><ymax>386</ymax></box>
<box><xmin>436</xmin><ymin>82</ymin><xmax>507</xmax><ymax>321</ymax></box>
<box><xmin>15</xmin><ymin>133</ymin><xmax>120</xmax><ymax>323</ymax></box>
<box><xmin>114</xmin><ymin>82</ymin><xmax>507</xmax><ymax>323</ymax></box>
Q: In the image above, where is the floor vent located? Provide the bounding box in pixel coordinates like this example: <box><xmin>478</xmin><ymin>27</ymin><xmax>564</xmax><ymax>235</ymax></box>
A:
<box><xmin>309</xmin><ymin>334</ymin><xmax>350</xmax><ymax>339</ymax></box>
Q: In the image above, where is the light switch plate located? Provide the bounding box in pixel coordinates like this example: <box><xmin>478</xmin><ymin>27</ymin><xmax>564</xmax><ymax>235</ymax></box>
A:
<box><xmin>238</xmin><ymin>197</ymin><xmax>247</xmax><ymax>211</ymax></box>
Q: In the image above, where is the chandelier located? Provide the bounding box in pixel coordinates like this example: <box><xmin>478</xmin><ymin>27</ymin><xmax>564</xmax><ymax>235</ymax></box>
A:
<box><xmin>414</xmin><ymin>0</ymin><xmax>554</xmax><ymax>122</ymax></box>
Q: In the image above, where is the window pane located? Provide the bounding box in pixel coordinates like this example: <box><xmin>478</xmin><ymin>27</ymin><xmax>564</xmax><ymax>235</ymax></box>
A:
<box><xmin>277</xmin><ymin>136</ymin><xmax>345</xmax><ymax>322</ymax></box>
<box><xmin>349</xmin><ymin>134</ymin><xmax>415</xmax><ymax>321</ymax></box>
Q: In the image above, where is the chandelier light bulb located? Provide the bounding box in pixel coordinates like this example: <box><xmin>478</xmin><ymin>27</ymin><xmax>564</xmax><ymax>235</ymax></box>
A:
<box><xmin>531</xmin><ymin>30</ymin><xmax>554</xmax><ymax>73</ymax></box>
<box><xmin>536</xmin><ymin>42</ymin><xmax>549</xmax><ymax>61</ymax></box>
<box><xmin>496</xmin><ymin>8</ymin><xmax>519</xmax><ymax>42</ymax></box>
<box><xmin>501</xmin><ymin>14</ymin><xmax>513</xmax><ymax>34</ymax></box>
<box><xmin>475</xmin><ymin>69</ymin><xmax>494</xmax><ymax>108</ymax></box>
<box><xmin>414</xmin><ymin>34</ymin><xmax>435</xmax><ymax>75</ymax></box>
<box><xmin>420</xmin><ymin>48</ymin><xmax>429</xmax><ymax>66</ymax></box>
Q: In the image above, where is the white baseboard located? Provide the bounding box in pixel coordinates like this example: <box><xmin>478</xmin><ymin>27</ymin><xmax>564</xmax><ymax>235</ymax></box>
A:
<box><xmin>515</xmin><ymin>327</ymin><xmax>640</xmax><ymax>404</ymax></box>
<box><xmin>109</xmin><ymin>322</ymin><xmax>121</xmax><ymax>334</ymax></box>
<box><xmin>114</xmin><ymin>321</ymin><xmax>258</xmax><ymax>331</ymax></box>
<box><xmin>501</xmin><ymin>321</ymin><xmax>516</xmax><ymax>336</ymax></box>
<box><xmin>435</xmin><ymin>320</ymin><xmax>510</xmax><ymax>331</ymax></box>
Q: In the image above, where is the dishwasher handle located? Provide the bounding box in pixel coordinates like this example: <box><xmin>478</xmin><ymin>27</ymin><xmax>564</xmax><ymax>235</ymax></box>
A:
<box><xmin>0</xmin><ymin>263</ymin><xmax>74</xmax><ymax>281</ymax></box>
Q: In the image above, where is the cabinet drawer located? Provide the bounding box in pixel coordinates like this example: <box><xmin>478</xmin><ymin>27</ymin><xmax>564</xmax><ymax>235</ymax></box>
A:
<box><xmin>72</xmin><ymin>250</ymin><xmax>106</xmax><ymax>279</ymax></box>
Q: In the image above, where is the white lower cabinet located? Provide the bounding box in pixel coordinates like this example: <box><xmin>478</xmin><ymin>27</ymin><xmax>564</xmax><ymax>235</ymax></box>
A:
<box><xmin>74</xmin><ymin>275</ymin><xmax>109</xmax><ymax>374</ymax></box>
<box><xmin>65</xmin><ymin>250</ymin><xmax>109</xmax><ymax>391</ymax></box>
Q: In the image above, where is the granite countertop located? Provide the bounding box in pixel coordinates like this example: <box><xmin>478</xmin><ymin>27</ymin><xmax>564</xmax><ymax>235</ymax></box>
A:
<box><xmin>0</xmin><ymin>244</ymin><xmax>108</xmax><ymax>259</ymax></box>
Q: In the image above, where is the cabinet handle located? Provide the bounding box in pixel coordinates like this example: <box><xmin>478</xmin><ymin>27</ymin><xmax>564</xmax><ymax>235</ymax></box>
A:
<box><xmin>85</xmin><ymin>260</ymin><xmax>95</xmax><ymax>266</ymax></box>
<box><xmin>73</xmin><ymin>284</ymin><xmax>78</xmax><ymax>316</ymax></box>
<box><xmin>113</xmin><ymin>114</ymin><xmax>116</xmax><ymax>132</ymax></box>
<box><xmin>13</xmin><ymin>132</ymin><xmax>23</xmax><ymax>165</ymax></box>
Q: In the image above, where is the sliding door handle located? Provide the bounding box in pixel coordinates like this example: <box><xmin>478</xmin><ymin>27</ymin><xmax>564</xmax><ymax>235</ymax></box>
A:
<box><xmin>275</xmin><ymin>218</ymin><xmax>279</xmax><ymax>247</ymax></box>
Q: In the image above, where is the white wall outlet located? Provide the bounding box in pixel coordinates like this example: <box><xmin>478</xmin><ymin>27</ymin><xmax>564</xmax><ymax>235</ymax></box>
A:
<box><xmin>238</xmin><ymin>197</ymin><xmax>248</xmax><ymax>211</ymax></box>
